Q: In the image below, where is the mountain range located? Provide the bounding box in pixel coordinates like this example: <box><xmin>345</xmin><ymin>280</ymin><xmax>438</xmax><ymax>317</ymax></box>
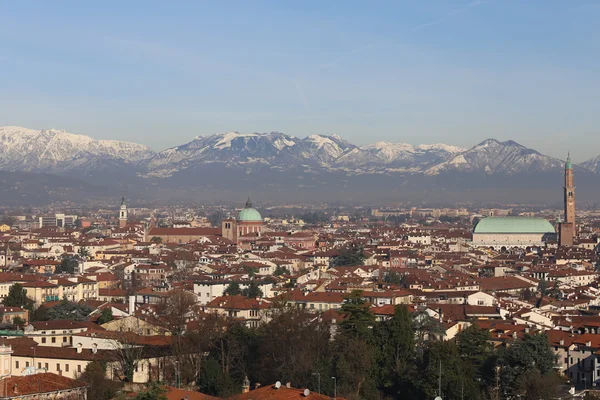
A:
<box><xmin>0</xmin><ymin>126</ymin><xmax>598</xmax><ymax>205</ymax></box>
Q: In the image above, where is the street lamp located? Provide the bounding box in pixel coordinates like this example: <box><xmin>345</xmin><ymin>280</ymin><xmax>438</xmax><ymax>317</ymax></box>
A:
<box><xmin>331</xmin><ymin>377</ymin><xmax>336</xmax><ymax>399</ymax></box>
<box><xmin>311</xmin><ymin>372</ymin><xmax>321</xmax><ymax>394</ymax></box>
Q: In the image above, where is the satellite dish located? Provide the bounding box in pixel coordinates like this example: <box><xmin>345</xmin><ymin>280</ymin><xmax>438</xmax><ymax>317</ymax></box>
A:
<box><xmin>303</xmin><ymin>389</ymin><xmax>310</xmax><ymax>397</ymax></box>
<box><xmin>434</xmin><ymin>397</ymin><xmax>442</xmax><ymax>400</ymax></box>
<box><xmin>275</xmin><ymin>381</ymin><xmax>281</xmax><ymax>389</ymax></box>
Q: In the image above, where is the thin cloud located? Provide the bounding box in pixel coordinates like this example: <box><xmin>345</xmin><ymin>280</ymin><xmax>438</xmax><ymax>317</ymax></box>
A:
<box><xmin>414</xmin><ymin>0</ymin><xmax>487</xmax><ymax>31</ymax></box>
<box><xmin>319</xmin><ymin>42</ymin><xmax>380</xmax><ymax>70</ymax></box>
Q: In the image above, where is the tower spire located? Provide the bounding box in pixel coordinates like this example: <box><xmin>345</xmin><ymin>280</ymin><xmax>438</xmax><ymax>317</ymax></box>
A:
<box><xmin>566</xmin><ymin>152</ymin><xmax>572</xmax><ymax>169</ymax></box>
<box><xmin>245</xmin><ymin>197</ymin><xmax>253</xmax><ymax>209</ymax></box>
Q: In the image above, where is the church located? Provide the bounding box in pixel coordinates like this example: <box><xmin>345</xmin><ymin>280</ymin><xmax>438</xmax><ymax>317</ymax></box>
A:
<box><xmin>472</xmin><ymin>154</ymin><xmax>575</xmax><ymax>250</ymax></box>
<box><xmin>221</xmin><ymin>198</ymin><xmax>265</xmax><ymax>245</ymax></box>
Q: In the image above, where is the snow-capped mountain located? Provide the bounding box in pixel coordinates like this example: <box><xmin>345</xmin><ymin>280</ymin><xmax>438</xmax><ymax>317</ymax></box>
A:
<box><xmin>0</xmin><ymin>126</ymin><xmax>154</xmax><ymax>173</ymax></box>
<box><xmin>425</xmin><ymin>139</ymin><xmax>564</xmax><ymax>175</ymax></box>
<box><xmin>336</xmin><ymin>142</ymin><xmax>464</xmax><ymax>171</ymax></box>
<box><xmin>582</xmin><ymin>155</ymin><xmax>600</xmax><ymax>174</ymax></box>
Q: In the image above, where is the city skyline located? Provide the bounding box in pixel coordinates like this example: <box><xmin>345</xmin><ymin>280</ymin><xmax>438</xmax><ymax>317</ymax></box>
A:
<box><xmin>1</xmin><ymin>1</ymin><xmax>599</xmax><ymax>159</ymax></box>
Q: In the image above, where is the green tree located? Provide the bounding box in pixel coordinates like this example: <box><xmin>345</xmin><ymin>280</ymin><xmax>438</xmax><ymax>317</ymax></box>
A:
<box><xmin>339</xmin><ymin>291</ymin><xmax>375</xmax><ymax>341</ymax></box>
<box><xmin>12</xmin><ymin>316</ymin><xmax>26</xmax><ymax>327</ymax></box>
<box><xmin>273</xmin><ymin>265</ymin><xmax>289</xmax><ymax>276</ymax></box>
<box><xmin>46</xmin><ymin>300</ymin><xmax>93</xmax><ymax>321</ymax></box>
<box><xmin>375</xmin><ymin>305</ymin><xmax>417</xmax><ymax>397</ymax></box>
<box><xmin>223</xmin><ymin>282</ymin><xmax>241</xmax><ymax>296</ymax></box>
<box><xmin>498</xmin><ymin>333</ymin><xmax>558</xmax><ymax>398</ymax></box>
<box><xmin>199</xmin><ymin>357</ymin><xmax>237</xmax><ymax>397</ymax></box>
<box><xmin>134</xmin><ymin>382</ymin><xmax>167</xmax><ymax>400</ymax></box>
<box><xmin>77</xmin><ymin>247</ymin><xmax>90</xmax><ymax>258</ymax></box>
<box><xmin>242</xmin><ymin>281</ymin><xmax>263</xmax><ymax>298</ymax></box>
<box><xmin>150</xmin><ymin>236</ymin><xmax>163</xmax><ymax>244</ymax></box>
<box><xmin>98</xmin><ymin>308</ymin><xmax>114</xmax><ymax>324</ymax></box>
<box><xmin>4</xmin><ymin>283</ymin><xmax>30</xmax><ymax>308</ymax></box>
<box><xmin>456</xmin><ymin>324</ymin><xmax>494</xmax><ymax>373</ymax></box>
<box><xmin>416</xmin><ymin>340</ymin><xmax>481</xmax><ymax>400</ymax></box>
<box><xmin>56</xmin><ymin>255</ymin><xmax>78</xmax><ymax>274</ymax></box>
<box><xmin>332</xmin><ymin>246</ymin><xmax>366</xmax><ymax>267</ymax></box>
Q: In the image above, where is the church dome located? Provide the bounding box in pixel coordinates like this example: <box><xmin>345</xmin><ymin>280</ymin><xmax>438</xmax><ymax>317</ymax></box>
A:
<box><xmin>238</xmin><ymin>198</ymin><xmax>263</xmax><ymax>222</ymax></box>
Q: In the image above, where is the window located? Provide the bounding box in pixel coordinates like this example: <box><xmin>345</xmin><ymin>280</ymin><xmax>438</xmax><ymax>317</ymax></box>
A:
<box><xmin>63</xmin><ymin>337</ymin><xmax>67</xmax><ymax>343</ymax></box>
<box><xmin>77</xmin><ymin>365</ymin><xmax>80</xmax><ymax>373</ymax></box>
<box><xmin>66</xmin><ymin>364</ymin><xmax>70</xmax><ymax>372</ymax></box>
<box><xmin>15</xmin><ymin>361</ymin><xmax>19</xmax><ymax>369</ymax></box>
<box><xmin>45</xmin><ymin>363</ymin><xmax>48</xmax><ymax>370</ymax></box>
<box><xmin>38</xmin><ymin>363</ymin><xmax>41</xmax><ymax>369</ymax></box>
<box><xmin>57</xmin><ymin>363</ymin><xmax>60</xmax><ymax>371</ymax></box>
<box><xmin>51</xmin><ymin>337</ymin><xmax>56</xmax><ymax>343</ymax></box>
<box><xmin>42</xmin><ymin>338</ymin><xmax>46</xmax><ymax>344</ymax></box>
<box><xmin>25</xmin><ymin>362</ymin><xmax>29</xmax><ymax>367</ymax></box>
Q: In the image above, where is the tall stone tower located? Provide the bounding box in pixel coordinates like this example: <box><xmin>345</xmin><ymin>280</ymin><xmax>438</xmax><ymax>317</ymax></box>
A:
<box><xmin>559</xmin><ymin>154</ymin><xmax>576</xmax><ymax>246</ymax></box>
<box><xmin>564</xmin><ymin>153</ymin><xmax>576</xmax><ymax>230</ymax></box>
<box><xmin>119</xmin><ymin>197</ymin><xmax>128</xmax><ymax>228</ymax></box>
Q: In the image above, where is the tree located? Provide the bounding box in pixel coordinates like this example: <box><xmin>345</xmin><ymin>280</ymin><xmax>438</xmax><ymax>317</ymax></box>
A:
<box><xmin>498</xmin><ymin>333</ymin><xmax>558</xmax><ymax>398</ymax></box>
<box><xmin>150</xmin><ymin>236</ymin><xmax>163</xmax><ymax>244</ymax></box>
<box><xmin>456</xmin><ymin>324</ymin><xmax>493</xmax><ymax>366</ymax></box>
<box><xmin>332</xmin><ymin>246</ymin><xmax>366</xmax><ymax>267</ymax></box>
<box><xmin>375</xmin><ymin>305</ymin><xmax>417</xmax><ymax>397</ymax></box>
<box><xmin>78</xmin><ymin>247</ymin><xmax>90</xmax><ymax>258</ymax></box>
<box><xmin>254</xmin><ymin>307</ymin><xmax>332</xmax><ymax>389</ymax></box>
<box><xmin>98</xmin><ymin>308</ymin><xmax>114</xmax><ymax>324</ymax></box>
<box><xmin>199</xmin><ymin>357</ymin><xmax>236</xmax><ymax>397</ymax></box>
<box><xmin>415</xmin><ymin>340</ymin><xmax>481</xmax><ymax>400</ymax></box>
<box><xmin>412</xmin><ymin>309</ymin><xmax>445</xmax><ymax>353</ymax></box>
<box><xmin>224</xmin><ymin>282</ymin><xmax>241</xmax><ymax>296</ymax></box>
<box><xmin>45</xmin><ymin>300</ymin><xmax>93</xmax><ymax>321</ymax></box>
<box><xmin>241</xmin><ymin>281</ymin><xmax>263</xmax><ymax>298</ymax></box>
<box><xmin>56</xmin><ymin>255</ymin><xmax>78</xmax><ymax>274</ymax></box>
<box><xmin>273</xmin><ymin>265</ymin><xmax>289</xmax><ymax>276</ymax></box>
<box><xmin>134</xmin><ymin>382</ymin><xmax>167</xmax><ymax>400</ymax></box>
<box><xmin>12</xmin><ymin>316</ymin><xmax>26</xmax><ymax>327</ymax></box>
<box><xmin>339</xmin><ymin>290</ymin><xmax>375</xmax><ymax>340</ymax></box>
<box><xmin>162</xmin><ymin>290</ymin><xmax>197</xmax><ymax>336</ymax></box>
<box><xmin>4</xmin><ymin>283</ymin><xmax>29</xmax><ymax>308</ymax></box>
<box><xmin>78</xmin><ymin>361</ymin><xmax>122</xmax><ymax>400</ymax></box>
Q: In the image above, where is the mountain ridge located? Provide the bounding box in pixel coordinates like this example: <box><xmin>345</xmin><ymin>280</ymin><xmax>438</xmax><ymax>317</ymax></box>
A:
<box><xmin>1</xmin><ymin>126</ymin><xmax>599</xmax><ymax>204</ymax></box>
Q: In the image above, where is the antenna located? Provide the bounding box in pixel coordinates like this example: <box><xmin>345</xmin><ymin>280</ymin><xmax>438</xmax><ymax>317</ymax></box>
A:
<box><xmin>275</xmin><ymin>381</ymin><xmax>281</xmax><ymax>389</ymax></box>
<box><xmin>303</xmin><ymin>389</ymin><xmax>310</xmax><ymax>397</ymax></box>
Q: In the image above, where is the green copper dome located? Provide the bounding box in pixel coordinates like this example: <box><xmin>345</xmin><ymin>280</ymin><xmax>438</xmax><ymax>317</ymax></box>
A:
<box><xmin>238</xmin><ymin>198</ymin><xmax>263</xmax><ymax>222</ymax></box>
<box><xmin>474</xmin><ymin>217</ymin><xmax>555</xmax><ymax>234</ymax></box>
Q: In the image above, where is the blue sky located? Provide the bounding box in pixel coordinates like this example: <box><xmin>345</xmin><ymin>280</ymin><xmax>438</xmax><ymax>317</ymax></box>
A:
<box><xmin>1</xmin><ymin>1</ymin><xmax>599</xmax><ymax>160</ymax></box>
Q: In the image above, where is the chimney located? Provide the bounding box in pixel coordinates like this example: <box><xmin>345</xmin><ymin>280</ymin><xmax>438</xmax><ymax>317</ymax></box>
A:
<box><xmin>286</xmin><ymin>382</ymin><xmax>291</xmax><ymax>389</ymax></box>
<box><xmin>242</xmin><ymin>376</ymin><xmax>250</xmax><ymax>393</ymax></box>
<box><xmin>128</xmin><ymin>295</ymin><xmax>136</xmax><ymax>316</ymax></box>
<box><xmin>560</xmin><ymin>339</ymin><xmax>565</xmax><ymax>346</ymax></box>
<box><xmin>76</xmin><ymin>344</ymin><xmax>82</xmax><ymax>354</ymax></box>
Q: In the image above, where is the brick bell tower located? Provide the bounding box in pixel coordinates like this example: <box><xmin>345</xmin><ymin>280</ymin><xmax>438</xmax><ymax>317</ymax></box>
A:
<box><xmin>559</xmin><ymin>153</ymin><xmax>576</xmax><ymax>246</ymax></box>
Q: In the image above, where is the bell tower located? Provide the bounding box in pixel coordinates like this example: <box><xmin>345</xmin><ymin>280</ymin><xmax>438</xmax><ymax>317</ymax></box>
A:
<box><xmin>564</xmin><ymin>153</ymin><xmax>576</xmax><ymax>231</ymax></box>
<box><xmin>559</xmin><ymin>154</ymin><xmax>576</xmax><ymax>246</ymax></box>
<box><xmin>119</xmin><ymin>197</ymin><xmax>128</xmax><ymax>228</ymax></box>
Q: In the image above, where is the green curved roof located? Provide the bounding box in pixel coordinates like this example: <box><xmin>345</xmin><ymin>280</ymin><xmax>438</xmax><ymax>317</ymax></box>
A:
<box><xmin>474</xmin><ymin>217</ymin><xmax>555</xmax><ymax>234</ymax></box>
<box><xmin>238</xmin><ymin>207</ymin><xmax>262</xmax><ymax>222</ymax></box>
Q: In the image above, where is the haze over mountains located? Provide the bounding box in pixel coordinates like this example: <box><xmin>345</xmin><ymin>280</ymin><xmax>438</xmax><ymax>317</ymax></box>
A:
<box><xmin>1</xmin><ymin>126</ymin><xmax>599</xmax><ymax>205</ymax></box>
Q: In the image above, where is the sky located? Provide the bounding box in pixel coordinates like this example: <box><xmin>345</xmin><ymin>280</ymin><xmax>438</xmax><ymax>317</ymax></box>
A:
<box><xmin>1</xmin><ymin>1</ymin><xmax>599</xmax><ymax>160</ymax></box>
